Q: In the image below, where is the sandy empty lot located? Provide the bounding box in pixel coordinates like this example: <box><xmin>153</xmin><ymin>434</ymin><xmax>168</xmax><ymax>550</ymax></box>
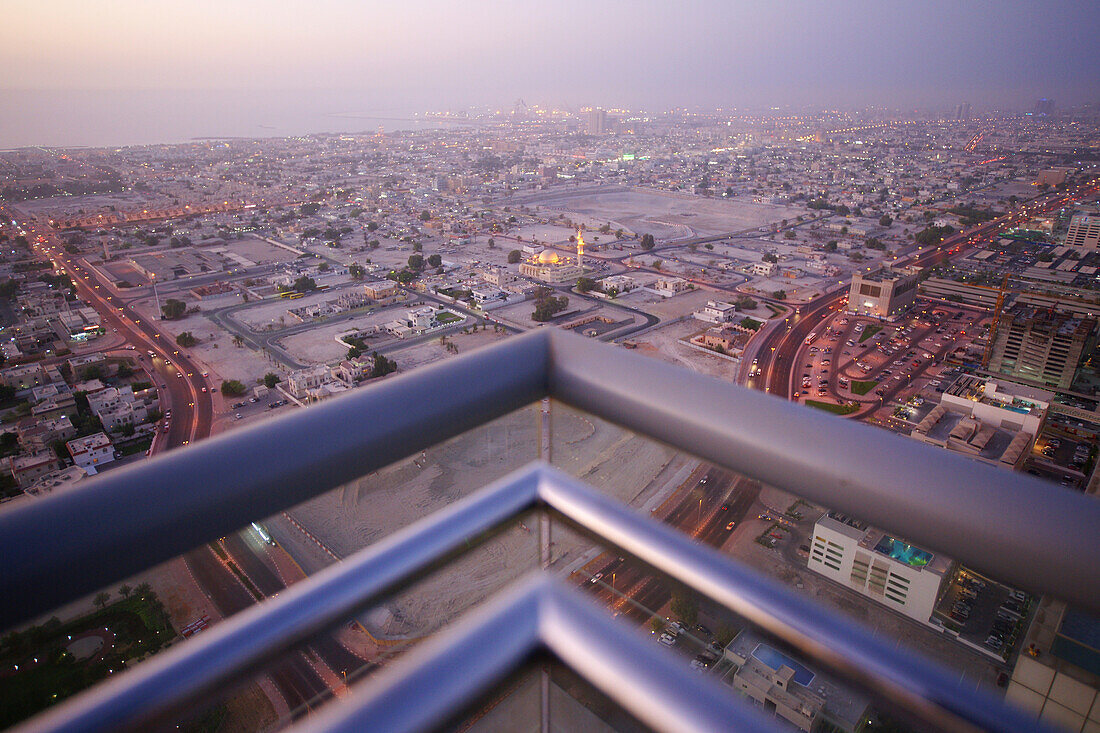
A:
<box><xmin>526</xmin><ymin>188</ymin><xmax>809</xmax><ymax>240</ymax></box>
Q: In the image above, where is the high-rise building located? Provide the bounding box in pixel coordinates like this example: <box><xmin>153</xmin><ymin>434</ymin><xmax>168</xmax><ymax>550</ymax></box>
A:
<box><xmin>1034</xmin><ymin>98</ymin><xmax>1055</xmax><ymax>116</ymax></box>
<box><xmin>954</xmin><ymin>102</ymin><xmax>971</xmax><ymax>120</ymax></box>
<box><xmin>987</xmin><ymin>305</ymin><xmax>1096</xmax><ymax>389</ymax></box>
<box><xmin>587</xmin><ymin>108</ymin><xmax>607</xmax><ymax>135</ymax></box>
<box><xmin>1065</xmin><ymin>212</ymin><xmax>1100</xmax><ymax>251</ymax></box>
<box><xmin>847</xmin><ymin>266</ymin><xmax>921</xmax><ymax>319</ymax></box>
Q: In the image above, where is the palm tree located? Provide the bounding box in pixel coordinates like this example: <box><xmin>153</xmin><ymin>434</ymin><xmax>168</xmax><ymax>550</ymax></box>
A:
<box><xmin>93</xmin><ymin>591</ymin><xmax>110</xmax><ymax>610</ymax></box>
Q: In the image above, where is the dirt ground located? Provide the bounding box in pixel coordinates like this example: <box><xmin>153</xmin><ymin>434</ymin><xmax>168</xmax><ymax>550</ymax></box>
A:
<box><xmin>525</xmin><ymin>188</ymin><xmax>810</xmax><ymax>240</ymax></box>
<box><xmin>282</xmin><ymin>395</ymin><xmax>682</xmax><ymax>640</ymax></box>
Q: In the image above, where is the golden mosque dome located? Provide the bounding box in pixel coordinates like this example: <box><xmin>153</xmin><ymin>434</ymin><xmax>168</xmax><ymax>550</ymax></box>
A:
<box><xmin>537</xmin><ymin>249</ymin><xmax>560</xmax><ymax>265</ymax></box>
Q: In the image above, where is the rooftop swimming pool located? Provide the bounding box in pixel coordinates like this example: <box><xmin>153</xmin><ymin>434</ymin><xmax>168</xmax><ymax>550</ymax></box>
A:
<box><xmin>751</xmin><ymin>643</ymin><xmax>815</xmax><ymax>687</ymax></box>
<box><xmin>874</xmin><ymin>535</ymin><xmax>934</xmax><ymax>568</ymax></box>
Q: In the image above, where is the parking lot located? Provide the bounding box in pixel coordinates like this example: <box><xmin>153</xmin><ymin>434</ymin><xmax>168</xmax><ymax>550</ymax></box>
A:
<box><xmin>932</xmin><ymin>568</ymin><xmax>1032</xmax><ymax>661</ymax></box>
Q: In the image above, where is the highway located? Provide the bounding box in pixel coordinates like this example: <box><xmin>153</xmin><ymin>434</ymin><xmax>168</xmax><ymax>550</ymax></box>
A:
<box><xmin>580</xmin><ymin>468</ymin><xmax>761</xmax><ymax>624</ymax></box>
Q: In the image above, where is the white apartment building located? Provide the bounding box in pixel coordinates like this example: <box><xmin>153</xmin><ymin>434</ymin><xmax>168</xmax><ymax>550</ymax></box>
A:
<box><xmin>86</xmin><ymin>386</ymin><xmax>149</xmax><ymax>433</ymax></box>
<box><xmin>67</xmin><ymin>432</ymin><xmax>115</xmax><ymax>471</ymax></box>
<box><xmin>808</xmin><ymin>512</ymin><xmax>952</xmax><ymax>626</ymax></box>
<box><xmin>693</xmin><ymin>300</ymin><xmax>738</xmax><ymax>324</ymax></box>
<box><xmin>751</xmin><ymin>261</ymin><xmax>779</xmax><ymax>278</ymax></box>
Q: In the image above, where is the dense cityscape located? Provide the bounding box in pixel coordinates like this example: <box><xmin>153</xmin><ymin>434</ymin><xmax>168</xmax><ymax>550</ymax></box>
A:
<box><xmin>2</xmin><ymin>3</ymin><xmax>1099</xmax><ymax>732</ymax></box>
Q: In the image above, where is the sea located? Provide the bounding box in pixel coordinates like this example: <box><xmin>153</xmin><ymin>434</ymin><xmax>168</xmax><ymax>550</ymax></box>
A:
<box><xmin>0</xmin><ymin>89</ymin><xmax>474</xmax><ymax>150</ymax></box>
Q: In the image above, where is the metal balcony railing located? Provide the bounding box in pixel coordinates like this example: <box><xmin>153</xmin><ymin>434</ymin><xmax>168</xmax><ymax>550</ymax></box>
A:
<box><xmin>1</xmin><ymin>329</ymin><xmax>1096</xmax><ymax>732</ymax></box>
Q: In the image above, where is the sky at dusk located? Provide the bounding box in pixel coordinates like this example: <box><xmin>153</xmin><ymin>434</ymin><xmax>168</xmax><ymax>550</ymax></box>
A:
<box><xmin>2</xmin><ymin>0</ymin><xmax>1098</xmax><ymax>146</ymax></box>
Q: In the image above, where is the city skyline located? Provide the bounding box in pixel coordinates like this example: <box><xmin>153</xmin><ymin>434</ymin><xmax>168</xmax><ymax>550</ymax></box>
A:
<box><xmin>2</xmin><ymin>1</ymin><xmax>1099</xmax><ymax>147</ymax></box>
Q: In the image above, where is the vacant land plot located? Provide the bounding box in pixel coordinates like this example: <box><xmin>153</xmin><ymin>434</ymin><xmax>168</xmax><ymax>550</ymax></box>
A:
<box><xmin>526</xmin><ymin>188</ymin><xmax>808</xmax><ymax>240</ymax></box>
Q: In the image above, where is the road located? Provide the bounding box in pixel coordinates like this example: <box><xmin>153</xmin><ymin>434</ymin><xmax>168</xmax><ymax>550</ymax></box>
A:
<box><xmin>749</xmin><ymin>180</ymin><xmax>1099</xmax><ymax>401</ymax></box>
<box><xmin>579</xmin><ymin>468</ymin><xmax>761</xmax><ymax>624</ymax></box>
<box><xmin>3</xmin><ymin>206</ymin><xmax>355</xmax><ymax>717</ymax></box>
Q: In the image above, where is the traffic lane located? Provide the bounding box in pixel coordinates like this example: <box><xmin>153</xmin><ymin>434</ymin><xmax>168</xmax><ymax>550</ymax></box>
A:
<box><xmin>185</xmin><ymin>546</ymin><xmax>330</xmax><ymax>712</ymax></box>
<box><xmin>585</xmin><ymin>472</ymin><xmax>760</xmax><ymax>613</ymax></box>
<box><xmin>221</xmin><ymin>531</ymin><xmax>369</xmax><ymax>681</ymax></box>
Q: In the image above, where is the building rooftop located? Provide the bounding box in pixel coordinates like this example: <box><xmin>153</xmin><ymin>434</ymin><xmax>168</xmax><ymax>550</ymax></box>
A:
<box><xmin>725</xmin><ymin>630</ymin><xmax>871</xmax><ymax>729</ymax></box>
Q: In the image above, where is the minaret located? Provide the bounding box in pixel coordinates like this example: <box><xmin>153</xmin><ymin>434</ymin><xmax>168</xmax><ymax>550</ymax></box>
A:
<box><xmin>576</xmin><ymin>229</ymin><xmax>584</xmax><ymax>270</ymax></box>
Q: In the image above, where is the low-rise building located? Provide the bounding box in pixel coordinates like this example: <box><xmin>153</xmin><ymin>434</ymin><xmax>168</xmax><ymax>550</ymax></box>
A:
<box><xmin>693</xmin><ymin>300</ymin><xmax>737</xmax><ymax>324</ymax></box>
<box><xmin>364</xmin><ymin>281</ymin><xmax>400</xmax><ymax>300</ymax></box>
<box><xmin>848</xmin><ymin>266</ymin><xmax>921</xmax><ymax>319</ymax></box>
<box><xmin>67</xmin><ymin>432</ymin><xmax>115</xmax><ymax>471</ymax></box>
<box><xmin>751</xmin><ymin>261</ymin><xmax>779</xmax><ymax>278</ymax></box>
<box><xmin>11</xmin><ymin>451</ymin><xmax>63</xmax><ymax>487</ymax></box>
<box><xmin>721</xmin><ymin>630</ymin><xmax>870</xmax><ymax>732</ymax></box>
<box><xmin>16</xmin><ymin>415</ymin><xmax>76</xmax><ymax>453</ymax></box>
<box><xmin>651</xmin><ymin>276</ymin><xmax>690</xmax><ymax>297</ymax></box>
<box><xmin>1</xmin><ymin>363</ymin><xmax>49</xmax><ymax>391</ymax></box>
<box><xmin>807</xmin><ymin>511</ymin><xmax>953</xmax><ymax>627</ymax></box>
<box><xmin>86</xmin><ymin>386</ymin><xmax>149</xmax><ymax>433</ymax></box>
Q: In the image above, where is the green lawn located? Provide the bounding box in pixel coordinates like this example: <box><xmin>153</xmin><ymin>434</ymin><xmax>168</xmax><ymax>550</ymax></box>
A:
<box><xmin>0</xmin><ymin>593</ymin><xmax>174</xmax><ymax>728</ymax></box>
<box><xmin>805</xmin><ymin>400</ymin><xmax>859</xmax><ymax>416</ymax></box>
<box><xmin>118</xmin><ymin>437</ymin><xmax>153</xmax><ymax>457</ymax></box>
<box><xmin>858</xmin><ymin>324</ymin><xmax>883</xmax><ymax>342</ymax></box>
<box><xmin>851</xmin><ymin>380</ymin><xmax>879</xmax><ymax>396</ymax></box>
<box><xmin>435</xmin><ymin>312</ymin><xmax>461</xmax><ymax>324</ymax></box>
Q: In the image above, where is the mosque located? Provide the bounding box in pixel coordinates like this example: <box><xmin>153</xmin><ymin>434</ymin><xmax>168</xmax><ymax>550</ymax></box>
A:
<box><xmin>518</xmin><ymin>231</ymin><xmax>586</xmax><ymax>284</ymax></box>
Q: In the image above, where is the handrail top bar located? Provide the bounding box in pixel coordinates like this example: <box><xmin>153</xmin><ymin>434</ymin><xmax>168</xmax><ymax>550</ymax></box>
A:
<box><xmin>22</xmin><ymin>462</ymin><xmax>1053</xmax><ymax>733</ymax></box>
<box><xmin>309</xmin><ymin>574</ymin><xmax>783</xmax><ymax>733</ymax></box>
<box><xmin>0</xmin><ymin>327</ymin><xmax>1096</xmax><ymax>632</ymax></box>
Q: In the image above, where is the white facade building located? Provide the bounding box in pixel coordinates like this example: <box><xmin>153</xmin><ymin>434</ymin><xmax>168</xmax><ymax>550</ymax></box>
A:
<box><xmin>693</xmin><ymin>300</ymin><xmax>738</xmax><ymax>324</ymax></box>
<box><xmin>808</xmin><ymin>512</ymin><xmax>952</xmax><ymax>626</ymax></box>
<box><xmin>67</xmin><ymin>432</ymin><xmax>115</xmax><ymax>471</ymax></box>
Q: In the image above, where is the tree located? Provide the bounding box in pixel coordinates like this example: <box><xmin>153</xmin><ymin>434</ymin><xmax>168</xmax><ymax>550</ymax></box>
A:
<box><xmin>532</xmin><ymin>292</ymin><xmax>569</xmax><ymax>322</ymax></box>
<box><xmin>80</xmin><ymin>364</ymin><xmax>105</xmax><ymax>382</ymax></box>
<box><xmin>823</xmin><ymin>240</ymin><xmax>838</xmax><ymax>252</ymax></box>
<box><xmin>773</xmin><ymin>289</ymin><xmax>787</xmax><ymax>299</ymax></box>
<box><xmin>370</xmin><ymin>352</ymin><xmax>397</xmax><ymax>378</ymax></box>
<box><xmin>176</xmin><ymin>331</ymin><xmax>198</xmax><ymax>347</ymax></box>
<box><xmin>507</xmin><ymin>249</ymin><xmax>522</xmax><ymax>264</ymax></box>
<box><xmin>293</xmin><ymin>275</ymin><xmax>317</xmax><ymax>292</ymax></box>
<box><xmin>119</xmin><ymin>423</ymin><xmax>136</xmax><ymax>437</ymax></box>
<box><xmin>640</xmin><ymin>233</ymin><xmax>655</xmax><ymax>250</ymax></box>
<box><xmin>93</xmin><ymin>591</ymin><xmax>110</xmax><ymax>610</ymax></box>
<box><xmin>407</xmin><ymin>254</ymin><xmax>424</xmax><ymax>270</ymax></box>
<box><xmin>220</xmin><ymin>380</ymin><xmax>247</xmax><ymax>396</ymax></box>
<box><xmin>119</xmin><ymin>584</ymin><xmax>132</xmax><ymax>598</ymax></box>
<box><xmin>649</xmin><ymin>617</ymin><xmax>666</xmax><ymax>634</ymax></box>
<box><xmin>879</xmin><ymin>215</ymin><xmax>893</xmax><ymax>227</ymax></box>
<box><xmin>427</xmin><ymin>254</ymin><xmax>442</xmax><ymax>268</ymax></box>
<box><xmin>161</xmin><ymin>299</ymin><xmax>186</xmax><ymax>320</ymax></box>
<box><xmin>348</xmin><ymin>263</ymin><xmax>365</xmax><ymax>280</ymax></box>
<box><xmin>263</xmin><ymin>373</ymin><xmax>281</xmax><ymax>389</ymax></box>
<box><xmin>419</xmin><ymin>210</ymin><xmax>431</xmax><ymax>221</ymax></box>
<box><xmin>762</xmin><ymin>253</ymin><xmax>778</xmax><ymax>263</ymax></box>
<box><xmin>366</xmin><ymin>221</ymin><xmax>379</xmax><ymax>232</ymax></box>
<box><xmin>487</xmin><ymin>238</ymin><xmax>496</xmax><ymax>249</ymax></box>
<box><xmin>116</xmin><ymin>362</ymin><xmax>133</xmax><ymax>379</ymax></box>
<box><xmin>576</xmin><ymin>277</ymin><xmax>600</xmax><ymax>293</ymax></box>
<box><xmin>317</xmin><ymin>262</ymin><xmax>330</xmax><ymax>272</ymax></box>
<box><xmin>412</xmin><ymin>242</ymin><xmax>422</xmax><ymax>252</ymax></box>
<box><xmin>670</xmin><ymin>589</ymin><xmax>698</xmax><ymax>626</ymax></box>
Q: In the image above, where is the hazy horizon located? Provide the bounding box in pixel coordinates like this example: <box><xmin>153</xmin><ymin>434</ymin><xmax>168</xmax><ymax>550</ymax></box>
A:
<box><xmin>3</xmin><ymin>0</ymin><xmax>1098</xmax><ymax>147</ymax></box>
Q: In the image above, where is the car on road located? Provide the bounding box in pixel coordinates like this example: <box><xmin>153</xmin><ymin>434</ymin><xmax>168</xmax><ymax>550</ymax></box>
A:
<box><xmin>589</xmin><ymin>572</ymin><xmax>603</xmax><ymax>584</ymax></box>
<box><xmin>658</xmin><ymin>634</ymin><xmax>676</xmax><ymax>646</ymax></box>
<box><xmin>232</xmin><ymin>402</ymin><xmax>246</xmax><ymax>409</ymax></box>
<box><xmin>725</xmin><ymin>521</ymin><xmax>736</xmax><ymax>531</ymax></box>
<box><xmin>234</xmin><ymin>413</ymin><xmax>243</xmax><ymax>420</ymax></box>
